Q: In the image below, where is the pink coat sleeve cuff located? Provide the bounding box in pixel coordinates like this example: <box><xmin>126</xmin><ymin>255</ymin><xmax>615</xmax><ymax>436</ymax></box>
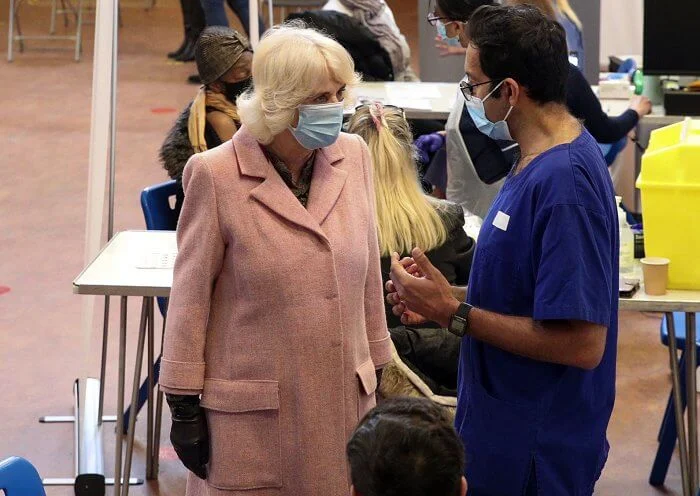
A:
<box><xmin>159</xmin><ymin>358</ymin><xmax>206</xmax><ymax>393</ymax></box>
<box><xmin>369</xmin><ymin>334</ymin><xmax>392</xmax><ymax>369</ymax></box>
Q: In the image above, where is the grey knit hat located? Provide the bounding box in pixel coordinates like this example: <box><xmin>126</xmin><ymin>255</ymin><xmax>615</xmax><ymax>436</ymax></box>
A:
<box><xmin>195</xmin><ymin>26</ymin><xmax>252</xmax><ymax>85</ymax></box>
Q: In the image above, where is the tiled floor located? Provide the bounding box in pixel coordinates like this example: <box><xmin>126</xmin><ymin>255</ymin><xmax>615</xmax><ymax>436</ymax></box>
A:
<box><xmin>0</xmin><ymin>0</ymin><xmax>689</xmax><ymax>494</ymax></box>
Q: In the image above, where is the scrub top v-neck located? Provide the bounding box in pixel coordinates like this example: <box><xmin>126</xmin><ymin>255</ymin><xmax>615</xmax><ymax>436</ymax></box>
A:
<box><xmin>456</xmin><ymin>130</ymin><xmax>619</xmax><ymax>495</ymax></box>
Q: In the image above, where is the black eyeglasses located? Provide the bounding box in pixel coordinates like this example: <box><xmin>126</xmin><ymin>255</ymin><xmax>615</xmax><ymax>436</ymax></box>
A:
<box><xmin>426</xmin><ymin>12</ymin><xmax>451</xmax><ymax>26</ymax></box>
<box><xmin>459</xmin><ymin>79</ymin><xmax>500</xmax><ymax>101</ymax></box>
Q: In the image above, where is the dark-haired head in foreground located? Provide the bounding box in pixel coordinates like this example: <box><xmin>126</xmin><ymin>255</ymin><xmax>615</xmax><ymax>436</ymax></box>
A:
<box><xmin>347</xmin><ymin>397</ymin><xmax>467</xmax><ymax>496</ymax></box>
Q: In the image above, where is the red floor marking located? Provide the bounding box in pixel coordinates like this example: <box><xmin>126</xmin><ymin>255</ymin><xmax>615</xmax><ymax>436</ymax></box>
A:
<box><xmin>151</xmin><ymin>107</ymin><xmax>177</xmax><ymax>114</ymax></box>
<box><xmin>159</xmin><ymin>446</ymin><xmax>179</xmax><ymax>461</ymax></box>
<box><xmin>0</xmin><ymin>286</ymin><xmax>10</xmax><ymax>296</ymax></box>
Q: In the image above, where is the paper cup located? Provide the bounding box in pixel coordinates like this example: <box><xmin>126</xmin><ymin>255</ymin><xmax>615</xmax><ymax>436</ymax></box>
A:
<box><xmin>641</xmin><ymin>257</ymin><xmax>670</xmax><ymax>296</ymax></box>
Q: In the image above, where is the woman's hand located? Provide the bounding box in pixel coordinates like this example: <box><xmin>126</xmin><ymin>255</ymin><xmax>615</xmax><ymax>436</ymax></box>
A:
<box><xmin>166</xmin><ymin>394</ymin><xmax>210</xmax><ymax>480</ymax></box>
<box><xmin>434</xmin><ymin>37</ymin><xmax>468</xmax><ymax>57</ymax></box>
<box><xmin>414</xmin><ymin>133</ymin><xmax>446</xmax><ymax>165</ymax></box>
<box><xmin>629</xmin><ymin>95</ymin><xmax>652</xmax><ymax>118</ymax></box>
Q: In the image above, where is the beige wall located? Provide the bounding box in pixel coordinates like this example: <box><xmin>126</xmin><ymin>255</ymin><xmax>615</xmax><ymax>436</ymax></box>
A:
<box><xmin>599</xmin><ymin>0</ymin><xmax>643</xmax><ymax>66</ymax></box>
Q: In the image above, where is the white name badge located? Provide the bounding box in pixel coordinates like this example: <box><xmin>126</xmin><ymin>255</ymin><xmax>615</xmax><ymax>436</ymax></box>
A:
<box><xmin>493</xmin><ymin>211</ymin><xmax>510</xmax><ymax>232</ymax></box>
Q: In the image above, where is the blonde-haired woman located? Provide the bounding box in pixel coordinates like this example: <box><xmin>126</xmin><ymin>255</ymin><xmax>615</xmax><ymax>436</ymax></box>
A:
<box><xmin>347</xmin><ymin>103</ymin><xmax>474</xmax><ymax>396</ymax></box>
<box><xmin>555</xmin><ymin>0</ymin><xmax>584</xmax><ymax>69</ymax></box>
<box><xmin>499</xmin><ymin>0</ymin><xmax>582</xmax><ymax>69</ymax></box>
<box><xmin>348</xmin><ymin>103</ymin><xmax>474</xmax><ymax>326</ymax></box>
<box><xmin>160</xmin><ymin>23</ymin><xmax>391</xmax><ymax>496</ymax></box>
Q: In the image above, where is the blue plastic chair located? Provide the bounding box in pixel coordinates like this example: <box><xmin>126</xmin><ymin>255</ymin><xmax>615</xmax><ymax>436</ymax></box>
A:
<box><xmin>122</xmin><ymin>179</ymin><xmax>179</xmax><ymax>433</ymax></box>
<box><xmin>0</xmin><ymin>457</ymin><xmax>46</xmax><ymax>496</ymax></box>
<box><xmin>649</xmin><ymin>312</ymin><xmax>700</xmax><ymax>486</ymax></box>
<box><xmin>617</xmin><ymin>57</ymin><xmax>638</xmax><ymax>75</ymax></box>
<box><xmin>141</xmin><ymin>179</ymin><xmax>179</xmax><ymax>316</ymax></box>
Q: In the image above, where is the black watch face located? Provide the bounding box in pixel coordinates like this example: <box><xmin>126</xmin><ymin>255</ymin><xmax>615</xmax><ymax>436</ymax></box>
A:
<box><xmin>451</xmin><ymin>316</ymin><xmax>467</xmax><ymax>337</ymax></box>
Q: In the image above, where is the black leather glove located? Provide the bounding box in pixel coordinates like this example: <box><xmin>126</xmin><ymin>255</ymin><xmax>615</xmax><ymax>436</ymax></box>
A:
<box><xmin>166</xmin><ymin>394</ymin><xmax>209</xmax><ymax>480</ymax></box>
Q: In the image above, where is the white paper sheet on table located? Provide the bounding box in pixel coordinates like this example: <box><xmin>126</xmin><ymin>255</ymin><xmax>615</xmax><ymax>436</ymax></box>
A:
<box><xmin>352</xmin><ymin>96</ymin><xmax>432</xmax><ymax>112</ymax></box>
<box><xmin>386</xmin><ymin>83</ymin><xmax>442</xmax><ymax>100</ymax></box>
<box><xmin>136</xmin><ymin>251</ymin><xmax>178</xmax><ymax>269</ymax></box>
<box><xmin>388</xmin><ymin>99</ymin><xmax>433</xmax><ymax>111</ymax></box>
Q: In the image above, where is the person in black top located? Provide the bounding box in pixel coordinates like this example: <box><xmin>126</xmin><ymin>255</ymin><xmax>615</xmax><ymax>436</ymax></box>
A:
<box><xmin>566</xmin><ymin>62</ymin><xmax>650</xmax><ymax>143</ymax></box>
<box><xmin>160</xmin><ymin>26</ymin><xmax>253</xmax><ymax>219</ymax></box>
<box><xmin>348</xmin><ymin>102</ymin><xmax>473</xmax><ymax>395</ymax></box>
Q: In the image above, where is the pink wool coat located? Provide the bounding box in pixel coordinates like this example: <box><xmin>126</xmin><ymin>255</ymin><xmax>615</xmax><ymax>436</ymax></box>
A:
<box><xmin>159</xmin><ymin>125</ymin><xmax>392</xmax><ymax>496</ymax></box>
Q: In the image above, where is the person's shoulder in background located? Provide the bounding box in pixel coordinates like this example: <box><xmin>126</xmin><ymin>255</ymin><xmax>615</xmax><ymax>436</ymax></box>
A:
<box><xmin>432</xmin><ymin>198</ymin><xmax>464</xmax><ymax>223</ymax></box>
<box><xmin>429</xmin><ymin>199</ymin><xmax>474</xmax><ymax>286</ymax></box>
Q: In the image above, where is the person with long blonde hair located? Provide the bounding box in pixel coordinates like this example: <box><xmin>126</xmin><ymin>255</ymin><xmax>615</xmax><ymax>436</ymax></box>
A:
<box><xmin>555</xmin><ymin>0</ymin><xmax>584</xmax><ymax>69</ymax></box>
<box><xmin>348</xmin><ymin>103</ymin><xmax>473</xmax><ymax>314</ymax></box>
<box><xmin>348</xmin><ymin>102</ymin><xmax>473</xmax><ymax>396</ymax></box>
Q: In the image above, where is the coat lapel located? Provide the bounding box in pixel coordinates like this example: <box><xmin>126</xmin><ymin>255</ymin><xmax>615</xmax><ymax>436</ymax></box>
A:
<box><xmin>307</xmin><ymin>143</ymin><xmax>347</xmax><ymax>227</ymax></box>
<box><xmin>233</xmin><ymin>126</ymin><xmax>346</xmax><ymax>242</ymax></box>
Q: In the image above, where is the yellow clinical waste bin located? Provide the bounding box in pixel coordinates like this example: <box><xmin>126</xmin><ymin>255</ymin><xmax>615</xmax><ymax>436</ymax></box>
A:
<box><xmin>637</xmin><ymin>118</ymin><xmax>700</xmax><ymax>290</ymax></box>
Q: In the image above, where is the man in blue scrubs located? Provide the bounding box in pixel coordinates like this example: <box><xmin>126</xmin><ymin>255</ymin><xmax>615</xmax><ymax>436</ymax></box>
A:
<box><xmin>386</xmin><ymin>5</ymin><xmax>618</xmax><ymax>495</ymax></box>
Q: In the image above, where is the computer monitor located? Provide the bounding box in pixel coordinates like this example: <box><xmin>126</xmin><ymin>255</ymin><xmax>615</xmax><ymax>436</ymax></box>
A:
<box><xmin>643</xmin><ymin>0</ymin><xmax>700</xmax><ymax>75</ymax></box>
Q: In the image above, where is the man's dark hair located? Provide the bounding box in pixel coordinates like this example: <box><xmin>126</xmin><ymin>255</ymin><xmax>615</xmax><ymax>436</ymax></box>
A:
<box><xmin>466</xmin><ymin>4</ymin><xmax>569</xmax><ymax>104</ymax></box>
<box><xmin>435</xmin><ymin>0</ymin><xmax>495</xmax><ymax>23</ymax></box>
<box><xmin>346</xmin><ymin>397</ymin><xmax>465</xmax><ymax>496</ymax></box>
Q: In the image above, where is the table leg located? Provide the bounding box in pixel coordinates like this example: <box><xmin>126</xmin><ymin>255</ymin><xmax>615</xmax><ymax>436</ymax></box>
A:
<box><xmin>114</xmin><ymin>296</ymin><xmax>128</xmax><ymax>496</ymax></box>
<box><xmin>146</xmin><ymin>297</ymin><xmax>155</xmax><ymax>480</ymax></box>
<box><xmin>98</xmin><ymin>295</ymin><xmax>110</xmax><ymax>425</ymax></box>
<box><xmin>687</xmin><ymin>312</ymin><xmax>698</xmax><ymax>492</ymax></box>
<box><xmin>49</xmin><ymin>0</ymin><xmax>57</xmax><ymax>34</ymax></box>
<box><xmin>122</xmin><ymin>298</ymin><xmax>148</xmax><ymax>496</ymax></box>
<box><xmin>8</xmin><ymin>0</ymin><xmax>14</xmax><ymax>62</ymax></box>
<box><xmin>668</xmin><ymin>312</ymin><xmax>693</xmax><ymax>496</ymax></box>
<box><xmin>152</xmin><ymin>317</ymin><xmax>167</xmax><ymax>477</ymax></box>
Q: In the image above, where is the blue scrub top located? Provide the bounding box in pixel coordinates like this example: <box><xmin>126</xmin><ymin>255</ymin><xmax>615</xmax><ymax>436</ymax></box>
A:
<box><xmin>456</xmin><ymin>130</ymin><xmax>619</xmax><ymax>495</ymax></box>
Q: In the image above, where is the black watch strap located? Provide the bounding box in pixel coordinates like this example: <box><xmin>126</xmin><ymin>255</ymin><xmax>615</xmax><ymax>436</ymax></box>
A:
<box><xmin>448</xmin><ymin>302</ymin><xmax>473</xmax><ymax>337</ymax></box>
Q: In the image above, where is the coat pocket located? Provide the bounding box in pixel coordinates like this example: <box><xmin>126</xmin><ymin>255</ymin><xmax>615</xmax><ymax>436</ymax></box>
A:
<box><xmin>356</xmin><ymin>359</ymin><xmax>377</xmax><ymax>420</ymax></box>
<box><xmin>201</xmin><ymin>379</ymin><xmax>282</xmax><ymax>491</ymax></box>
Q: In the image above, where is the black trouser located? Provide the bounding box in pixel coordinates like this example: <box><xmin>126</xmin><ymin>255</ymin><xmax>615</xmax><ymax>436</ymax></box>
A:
<box><xmin>179</xmin><ymin>0</ymin><xmax>205</xmax><ymax>43</ymax></box>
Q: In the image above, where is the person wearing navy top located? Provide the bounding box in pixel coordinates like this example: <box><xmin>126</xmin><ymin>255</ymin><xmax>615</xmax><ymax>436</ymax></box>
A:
<box><xmin>386</xmin><ymin>5</ymin><xmax>618</xmax><ymax>495</ymax></box>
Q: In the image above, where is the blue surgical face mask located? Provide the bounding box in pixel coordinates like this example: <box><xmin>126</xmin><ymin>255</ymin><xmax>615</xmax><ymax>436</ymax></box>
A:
<box><xmin>436</xmin><ymin>20</ymin><xmax>461</xmax><ymax>47</ymax></box>
<box><xmin>290</xmin><ymin>102</ymin><xmax>344</xmax><ymax>150</ymax></box>
<box><xmin>464</xmin><ymin>80</ymin><xmax>514</xmax><ymax>142</ymax></box>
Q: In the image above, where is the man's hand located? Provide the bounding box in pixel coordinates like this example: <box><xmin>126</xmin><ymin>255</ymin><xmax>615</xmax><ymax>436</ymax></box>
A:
<box><xmin>386</xmin><ymin>256</ymin><xmax>429</xmax><ymax>325</ymax></box>
<box><xmin>386</xmin><ymin>278</ymin><xmax>430</xmax><ymax>326</ymax></box>
<box><xmin>388</xmin><ymin>248</ymin><xmax>460</xmax><ymax>328</ymax></box>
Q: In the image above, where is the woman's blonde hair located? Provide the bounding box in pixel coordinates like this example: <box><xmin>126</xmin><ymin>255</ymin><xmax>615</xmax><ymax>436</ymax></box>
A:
<box><xmin>347</xmin><ymin>103</ymin><xmax>449</xmax><ymax>256</ymax></box>
<box><xmin>237</xmin><ymin>21</ymin><xmax>360</xmax><ymax>144</ymax></box>
<box><xmin>507</xmin><ymin>0</ymin><xmax>581</xmax><ymax>29</ymax></box>
<box><xmin>556</xmin><ymin>0</ymin><xmax>582</xmax><ymax>30</ymax></box>
<box><xmin>507</xmin><ymin>0</ymin><xmax>556</xmax><ymax>20</ymax></box>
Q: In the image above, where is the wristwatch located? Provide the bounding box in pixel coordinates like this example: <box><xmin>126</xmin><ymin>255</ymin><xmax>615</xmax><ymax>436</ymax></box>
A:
<box><xmin>448</xmin><ymin>302</ymin><xmax>473</xmax><ymax>337</ymax></box>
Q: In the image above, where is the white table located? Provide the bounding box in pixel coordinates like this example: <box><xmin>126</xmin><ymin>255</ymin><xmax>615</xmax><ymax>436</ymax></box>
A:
<box><xmin>350</xmin><ymin>82</ymin><xmax>457</xmax><ymax>120</ymax></box>
<box><xmin>73</xmin><ymin>230</ymin><xmax>176</xmax><ymax>496</ymax></box>
<box><xmin>620</xmin><ymin>288</ymin><xmax>700</xmax><ymax>496</ymax></box>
